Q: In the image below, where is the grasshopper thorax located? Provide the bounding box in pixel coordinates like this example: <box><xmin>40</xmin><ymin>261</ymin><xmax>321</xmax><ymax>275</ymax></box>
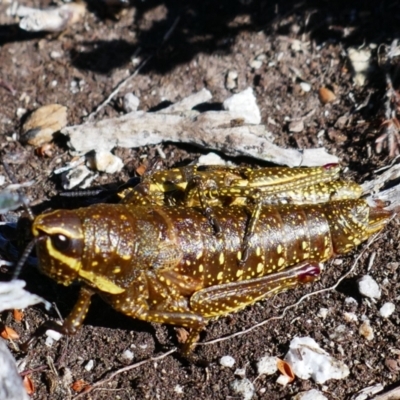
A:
<box><xmin>32</xmin><ymin>210</ymin><xmax>84</xmax><ymax>286</ymax></box>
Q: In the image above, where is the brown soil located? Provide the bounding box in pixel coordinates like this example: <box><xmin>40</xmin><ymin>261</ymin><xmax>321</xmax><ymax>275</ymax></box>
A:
<box><xmin>1</xmin><ymin>1</ymin><xmax>400</xmax><ymax>399</ymax></box>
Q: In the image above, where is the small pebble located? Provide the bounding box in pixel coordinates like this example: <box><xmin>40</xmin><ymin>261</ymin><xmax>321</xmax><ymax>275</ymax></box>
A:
<box><xmin>234</xmin><ymin>368</ymin><xmax>246</xmax><ymax>377</ymax></box>
<box><xmin>225</xmin><ymin>70</ymin><xmax>238</xmax><ymax>90</ymax></box>
<box><xmin>197</xmin><ymin>152</ymin><xmax>229</xmax><ymax>166</ymax></box>
<box><xmin>122</xmin><ymin>349</ymin><xmax>134</xmax><ymax>361</ymax></box>
<box><xmin>91</xmin><ymin>151</ymin><xmax>124</xmax><ymax>174</ymax></box>
<box><xmin>299</xmin><ymin>82</ymin><xmax>311</xmax><ymax>92</ymax></box>
<box><xmin>318</xmin><ymin>308</ymin><xmax>329</xmax><ymax>319</ymax></box>
<box><xmin>174</xmin><ymin>384</ymin><xmax>184</xmax><ymax>394</ymax></box>
<box><xmin>231</xmin><ymin>378</ymin><xmax>254</xmax><ymax>400</ymax></box>
<box><xmin>45</xmin><ymin>329</ymin><xmax>62</xmax><ymax>341</ymax></box>
<box><xmin>249</xmin><ymin>58</ymin><xmax>263</xmax><ymax>70</ymax></box>
<box><xmin>220</xmin><ymin>355</ymin><xmax>235</xmax><ymax>368</ymax></box>
<box><xmin>379</xmin><ymin>302</ymin><xmax>395</xmax><ymax>318</ymax></box>
<box><xmin>256</xmin><ymin>356</ymin><xmax>277</xmax><ymax>375</ymax></box>
<box><xmin>276</xmin><ymin>374</ymin><xmax>290</xmax><ymax>386</ymax></box>
<box><xmin>343</xmin><ymin>312</ymin><xmax>358</xmax><ymax>323</ymax></box>
<box><xmin>123</xmin><ymin>93</ymin><xmax>140</xmax><ymax>113</ymax></box>
<box><xmin>16</xmin><ymin>108</ymin><xmax>27</xmax><ymax>118</ymax></box>
<box><xmin>84</xmin><ymin>360</ymin><xmax>94</xmax><ymax>372</ymax></box>
<box><xmin>347</xmin><ymin>48</ymin><xmax>371</xmax><ymax>86</ymax></box>
<box><xmin>288</xmin><ymin>120</ymin><xmax>304</xmax><ymax>133</ymax></box>
<box><xmin>357</xmin><ymin>275</ymin><xmax>381</xmax><ymax>300</ymax></box>
<box><xmin>359</xmin><ymin>320</ymin><xmax>374</xmax><ymax>341</ymax></box>
<box><xmin>50</xmin><ymin>50</ymin><xmax>62</xmax><ymax>59</ymax></box>
<box><xmin>344</xmin><ymin>297</ymin><xmax>358</xmax><ymax>306</ymax></box>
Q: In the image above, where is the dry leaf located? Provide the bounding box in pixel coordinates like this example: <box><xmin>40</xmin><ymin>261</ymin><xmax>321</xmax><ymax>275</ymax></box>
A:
<box><xmin>13</xmin><ymin>309</ymin><xmax>24</xmax><ymax>322</ymax></box>
<box><xmin>136</xmin><ymin>164</ymin><xmax>147</xmax><ymax>176</ymax></box>
<box><xmin>318</xmin><ymin>87</ymin><xmax>336</xmax><ymax>104</ymax></box>
<box><xmin>277</xmin><ymin>358</ymin><xmax>295</xmax><ymax>383</ymax></box>
<box><xmin>23</xmin><ymin>375</ymin><xmax>35</xmax><ymax>395</ymax></box>
<box><xmin>71</xmin><ymin>379</ymin><xmax>90</xmax><ymax>393</ymax></box>
<box><xmin>21</xmin><ymin>104</ymin><xmax>68</xmax><ymax>146</ymax></box>
<box><xmin>0</xmin><ymin>326</ymin><xmax>20</xmax><ymax>340</ymax></box>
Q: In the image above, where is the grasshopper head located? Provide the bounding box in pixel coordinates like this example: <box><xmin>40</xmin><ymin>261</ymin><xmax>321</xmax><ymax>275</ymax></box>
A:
<box><xmin>32</xmin><ymin>210</ymin><xmax>84</xmax><ymax>286</ymax></box>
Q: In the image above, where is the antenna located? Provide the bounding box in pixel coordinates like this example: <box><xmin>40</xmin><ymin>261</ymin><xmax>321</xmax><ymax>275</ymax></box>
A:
<box><xmin>12</xmin><ymin>238</ymin><xmax>36</xmax><ymax>280</ymax></box>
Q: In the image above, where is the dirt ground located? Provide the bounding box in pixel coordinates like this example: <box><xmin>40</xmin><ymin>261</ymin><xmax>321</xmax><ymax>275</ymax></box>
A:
<box><xmin>1</xmin><ymin>1</ymin><xmax>400</xmax><ymax>399</ymax></box>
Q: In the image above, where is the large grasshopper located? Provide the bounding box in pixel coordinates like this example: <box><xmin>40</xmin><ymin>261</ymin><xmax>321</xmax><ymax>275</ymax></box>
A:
<box><xmin>27</xmin><ymin>164</ymin><xmax>391</xmax><ymax>354</ymax></box>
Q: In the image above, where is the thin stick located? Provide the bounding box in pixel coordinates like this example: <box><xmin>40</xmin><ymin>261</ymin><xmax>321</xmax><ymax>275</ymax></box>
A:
<box><xmin>86</xmin><ymin>52</ymin><xmax>150</xmax><ymax>122</ymax></box>
<box><xmin>73</xmin><ymin>348</ymin><xmax>177</xmax><ymax>399</ymax></box>
<box><xmin>86</xmin><ymin>16</ymin><xmax>181</xmax><ymax>122</ymax></box>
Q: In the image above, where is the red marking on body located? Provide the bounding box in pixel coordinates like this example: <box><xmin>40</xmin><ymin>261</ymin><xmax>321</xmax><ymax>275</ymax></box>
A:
<box><xmin>298</xmin><ymin>264</ymin><xmax>321</xmax><ymax>283</ymax></box>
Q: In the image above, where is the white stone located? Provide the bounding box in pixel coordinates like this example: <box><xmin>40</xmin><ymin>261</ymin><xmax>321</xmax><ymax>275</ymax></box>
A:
<box><xmin>292</xmin><ymin>389</ymin><xmax>328</xmax><ymax>400</ymax></box>
<box><xmin>318</xmin><ymin>308</ymin><xmax>329</xmax><ymax>319</ymax></box>
<box><xmin>276</xmin><ymin>374</ymin><xmax>290</xmax><ymax>386</ymax></box>
<box><xmin>16</xmin><ymin>108</ymin><xmax>27</xmax><ymax>118</ymax></box>
<box><xmin>220</xmin><ymin>355</ymin><xmax>235</xmax><ymax>368</ymax></box>
<box><xmin>357</xmin><ymin>275</ymin><xmax>381</xmax><ymax>300</ymax></box>
<box><xmin>234</xmin><ymin>368</ymin><xmax>246</xmax><ymax>377</ymax></box>
<box><xmin>343</xmin><ymin>312</ymin><xmax>358</xmax><ymax>322</ymax></box>
<box><xmin>45</xmin><ymin>329</ymin><xmax>62</xmax><ymax>341</ymax></box>
<box><xmin>300</xmin><ymin>82</ymin><xmax>312</xmax><ymax>92</ymax></box>
<box><xmin>223</xmin><ymin>87</ymin><xmax>261</xmax><ymax>124</ymax></box>
<box><xmin>174</xmin><ymin>384</ymin><xmax>184</xmax><ymax>394</ymax></box>
<box><xmin>284</xmin><ymin>337</ymin><xmax>350</xmax><ymax>384</ymax></box>
<box><xmin>289</xmin><ymin>120</ymin><xmax>304</xmax><ymax>133</ymax></box>
<box><xmin>197</xmin><ymin>152</ymin><xmax>229</xmax><ymax>166</ymax></box>
<box><xmin>50</xmin><ymin>51</ymin><xmax>62</xmax><ymax>59</ymax></box>
<box><xmin>379</xmin><ymin>302</ymin><xmax>395</xmax><ymax>318</ymax></box>
<box><xmin>344</xmin><ymin>297</ymin><xmax>358</xmax><ymax>306</ymax></box>
<box><xmin>231</xmin><ymin>378</ymin><xmax>254</xmax><ymax>400</ymax></box>
<box><xmin>123</xmin><ymin>93</ymin><xmax>140</xmax><ymax>113</ymax></box>
<box><xmin>347</xmin><ymin>48</ymin><xmax>371</xmax><ymax>86</ymax></box>
<box><xmin>93</xmin><ymin>151</ymin><xmax>124</xmax><ymax>174</ymax></box>
<box><xmin>250</xmin><ymin>59</ymin><xmax>263</xmax><ymax>70</ymax></box>
<box><xmin>122</xmin><ymin>349</ymin><xmax>134</xmax><ymax>361</ymax></box>
<box><xmin>84</xmin><ymin>360</ymin><xmax>94</xmax><ymax>371</ymax></box>
<box><xmin>225</xmin><ymin>70</ymin><xmax>238</xmax><ymax>90</ymax></box>
<box><xmin>256</xmin><ymin>356</ymin><xmax>277</xmax><ymax>375</ymax></box>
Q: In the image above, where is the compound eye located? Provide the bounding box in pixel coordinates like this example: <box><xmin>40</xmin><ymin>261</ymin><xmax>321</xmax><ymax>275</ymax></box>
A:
<box><xmin>50</xmin><ymin>234</ymin><xmax>71</xmax><ymax>252</ymax></box>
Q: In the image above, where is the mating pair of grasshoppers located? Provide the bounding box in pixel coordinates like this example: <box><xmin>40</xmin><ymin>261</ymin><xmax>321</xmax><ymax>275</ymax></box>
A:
<box><xmin>28</xmin><ymin>163</ymin><xmax>391</xmax><ymax>354</ymax></box>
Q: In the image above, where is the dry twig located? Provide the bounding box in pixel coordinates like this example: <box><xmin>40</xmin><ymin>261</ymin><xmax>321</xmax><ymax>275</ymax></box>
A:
<box><xmin>73</xmin><ymin>348</ymin><xmax>177</xmax><ymax>399</ymax></box>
